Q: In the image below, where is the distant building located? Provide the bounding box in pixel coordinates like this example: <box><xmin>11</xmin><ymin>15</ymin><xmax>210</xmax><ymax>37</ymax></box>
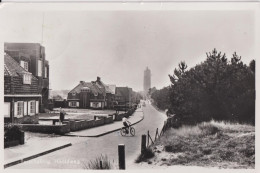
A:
<box><xmin>143</xmin><ymin>67</ymin><xmax>151</xmax><ymax>94</ymax></box>
<box><xmin>67</xmin><ymin>77</ymin><xmax>115</xmax><ymax>109</ymax></box>
<box><xmin>4</xmin><ymin>53</ymin><xmax>41</xmax><ymax>124</ymax></box>
<box><xmin>114</xmin><ymin>87</ymin><xmax>133</xmax><ymax>111</ymax></box>
<box><xmin>4</xmin><ymin>43</ymin><xmax>50</xmax><ymax>112</ymax></box>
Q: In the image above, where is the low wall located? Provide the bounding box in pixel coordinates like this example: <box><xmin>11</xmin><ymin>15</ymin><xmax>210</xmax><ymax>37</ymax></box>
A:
<box><xmin>67</xmin><ymin>116</ymin><xmax>113</xmax><ymax>132</ymax></box>
<box><xmin>114</xmin><ymin>113</ymin><xmax>125</xmax><ymax>121</ymax></box>
<box><xmin>19</xmin><ymin>123</ymin><xmax>71</xmax><ymax>135</ymax></box>
<box><xmin>4</xmin><ymin>115</ymin><xmax>39</xmax><ymax>124</ymax></box>
<box><xmin>4</xmin><ymin>140</ymin><xmax>20</xmax><ymax>148</ymax></box>
<box><xmin>15</xmin><ymin>109</ymin><xmax>136</xmax><ymax>134</ymax></box>
<box><xmin>104</xmin><ymin>116</ymin><xmax>113</xmax><ymax>124</ymax></box>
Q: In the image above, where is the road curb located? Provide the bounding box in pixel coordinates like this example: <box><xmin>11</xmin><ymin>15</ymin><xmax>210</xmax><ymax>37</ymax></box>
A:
<box><xmin>4</xmin><ymin>143</ymin><xmax>72</xmax><ymax>169</ymax></box>
<box><xmin>64</xmin><ymin>111</ymin><xmax>145</xmax><ymax>138</ymax></box>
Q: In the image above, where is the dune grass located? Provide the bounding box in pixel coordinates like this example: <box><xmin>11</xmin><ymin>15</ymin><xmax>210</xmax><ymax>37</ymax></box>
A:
<box><xmin>150</xmin><ymin>120</ymin><xmax>255</xmax><ymax>169</ymax></box>
<box><xmin>82</xmin><ymin>154</ymin><xmax>115</xmax><ymax>169</ymax></box>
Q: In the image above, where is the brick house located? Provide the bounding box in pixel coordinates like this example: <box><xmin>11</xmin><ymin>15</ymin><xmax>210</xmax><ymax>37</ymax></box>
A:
<box><xmin>4</xmin><ymin>53</ymin><xmax>41</xmax><ymax>124</ymax></box>
<box><xmin>67</xmin><ymin>77</ymin><xmax>115</xmax><ymax>109</ymax></box>
<box><xmin>4</xmin><ymin>43</ymin><xmax>50</xmax><ymax>112</ymax></box>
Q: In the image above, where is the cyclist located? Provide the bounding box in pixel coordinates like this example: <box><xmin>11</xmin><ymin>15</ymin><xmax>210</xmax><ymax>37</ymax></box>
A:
<box><xmin>122</xmin><ymin>116</ymin><xmax>131</xmax><ymax>134</ymax></box>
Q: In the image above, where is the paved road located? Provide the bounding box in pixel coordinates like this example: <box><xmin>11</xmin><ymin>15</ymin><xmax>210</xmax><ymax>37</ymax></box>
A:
<box><xmin>10</xmin><ymin>101</ymin><xmax>167</xmax><ymax>169</ymax></box>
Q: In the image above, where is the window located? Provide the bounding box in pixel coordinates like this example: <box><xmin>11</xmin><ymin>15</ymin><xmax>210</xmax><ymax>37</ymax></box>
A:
<box><xmin>20</xmin><ymin>61</ymin><xmax>29</xmax><ymax>71</ymax></box>
<box><xmin>71</xmin><ymin>102</ymin><xmax>76</xmax><ymax>107</ymax></box>
<box><xmin>91</xmin><ymin>102</ymin><xmax>101</xmax><ymax>108</ymax></box>
<box><xmin>20</xmin><ymin>61</ymin><xmax>24</xmax><ymax>68</ymax></box>
<box><xmin>38</xmin><ymin>60</ymin><xmax>42</xmax><ymax>76</ymax></box>
<box><xmin>45</xmin><ymin>66</ymin><xmax>48</xmax><ymax>78</ymax></box>
<box><xmin>17</xmin><ymin>101</ymin><xmax>23</xmax><ymax>116</ymax></box>
<box><xmin>70</xmin><ymin>101</ymin><xmax>79</xmax><ymax>107</ymax></box>
<box><xmin>24</xmin><ymin>62</ymin><xmax>29</xmax><ymax>71</ymax></box>
<box><xmin>23</xmin><ymin>73</ymin><xmax>31</xmax><ymax>84</ymax></box>
<box><xmin>30</xmin><ymin>101</ymin><xmax>35</xmax><ymax>115</ymax></box>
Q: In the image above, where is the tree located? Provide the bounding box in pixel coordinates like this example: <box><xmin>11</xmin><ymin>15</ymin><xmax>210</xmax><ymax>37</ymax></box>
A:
<box><xmin>53</xmin><ymin>95</ymin><xmax>63</xmax><ymax>101</ymax></box>
<box><xmin>167</xmin><ymin>49</ymin><xmax>255</xmax><ymax>124</ymax></box>
<box><xmin>151</xmin><ymin>86</ymin><xmax>171</xmax><ymax>111</ymax></box>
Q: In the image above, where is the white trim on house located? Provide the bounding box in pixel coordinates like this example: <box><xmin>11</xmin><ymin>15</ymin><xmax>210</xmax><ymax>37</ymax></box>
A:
<box><xmin>4</xmin><ymin>94</ymin><xmax>42</xmax><ymax>97</ymax></box>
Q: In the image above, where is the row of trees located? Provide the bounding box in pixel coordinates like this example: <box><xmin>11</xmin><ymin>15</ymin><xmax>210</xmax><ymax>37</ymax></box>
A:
<box><xmin>151</xmin><ymin>49</ymin><xmax>255</xmax><ymax>124</ymax></box>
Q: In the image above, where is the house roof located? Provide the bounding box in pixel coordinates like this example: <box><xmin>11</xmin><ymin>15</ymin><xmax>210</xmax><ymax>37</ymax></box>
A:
<box><xmin>107</xmin><ymin>85</ymin><xmax>116</xmax><ymax>94</ymax></box>
<box><xmin>69</xmin><ymin>81</ymin><xmax>103</xmax><ymax>96</ymax></box>
<box><xmin>4</xmin><ymin>53</ymin><xmax>36</xmax><ymax>79</ymax></box>
<box><xmin>69</xmin><ymin>77</ymin><xmax>116</xmax><ymax>98</ymax></box>
<box><xmin>95</xmin><ymin>79</ymin><xmax>115</xmax><ymax>94</ymax></box>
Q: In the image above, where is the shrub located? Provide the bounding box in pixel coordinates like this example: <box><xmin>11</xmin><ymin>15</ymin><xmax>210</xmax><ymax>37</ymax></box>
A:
<box><xmin>135</xmin><ymin>148</ymin><xmax>155</xmax><ymax>163</ymax></box>
<box><xmin>4</xmin><ymin>124</ymin><xmax>22</xmax><ymax>142</ymax></box>
<box><xmin>82</xmin><ymin>154</ymin><xmax>114</xmax><ymax>169</ymax></box>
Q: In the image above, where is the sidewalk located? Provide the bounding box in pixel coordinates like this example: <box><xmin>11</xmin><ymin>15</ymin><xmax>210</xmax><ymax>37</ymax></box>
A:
<box><xmin>4</xmin><ymin>133</ymin><xmax>78</xmax><ymax>168</ymax></box>
<box><xmin>65</xmin><ymin>107</ymin><xmax>144</xmax><ymax>137</ymax></box>
<box><xmin>4</xmin><ymin>107</ymin><xmax>144</xmax><ymax>168</ymax></box>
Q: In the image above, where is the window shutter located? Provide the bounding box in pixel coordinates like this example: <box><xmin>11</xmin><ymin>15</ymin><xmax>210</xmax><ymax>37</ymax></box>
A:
<box><xmin>4</xmin><ymin>102</ymin><xmax>10</xmax><ymax>118</ymax></box>
<box><xmin>24</xmin><ymin>102</ymin><xmax>27</xmax><ymax>115</ymax></box>
<box><xmin>68</xmin><ymin>102</ymin><xmax>71</xmax><ymax>107</ymax></box>
<box><xmin>76</xmin><ymin>102</ymin><xmax>79</xmax><ymax>107</ymax></box>
<box><xmin>28</xmin><ymin>101</ymin><xmax>31</xmax><ymax>115</ymax></box>
<box><xmin>14</xmin><ymin>102</ymin><xmax>18</xmax><ymax>117</ymax></box>
<box><xmin>36</xmin><ymin>101</ymin><xmax>39</xmax><ymax>114</ymax></box>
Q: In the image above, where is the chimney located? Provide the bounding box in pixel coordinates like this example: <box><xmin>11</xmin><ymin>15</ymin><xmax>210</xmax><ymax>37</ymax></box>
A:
<box><xmin>97</xmin><ymin>76</ymin><xmax>101</xmax><ymax>82</ymax></box>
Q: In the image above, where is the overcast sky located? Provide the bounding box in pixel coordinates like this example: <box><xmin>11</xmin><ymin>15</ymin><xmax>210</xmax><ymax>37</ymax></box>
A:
<box><xmin>0</xmin><ymin>8</ymin><xmax>256</xmax><ymax>91</ymax></box>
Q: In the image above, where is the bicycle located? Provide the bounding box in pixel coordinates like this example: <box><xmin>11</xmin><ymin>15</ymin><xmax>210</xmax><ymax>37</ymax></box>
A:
<box><xmin>120</xmin><ymin>123</ymin><xmax>135</xmax><ymax>136</ymax></box>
